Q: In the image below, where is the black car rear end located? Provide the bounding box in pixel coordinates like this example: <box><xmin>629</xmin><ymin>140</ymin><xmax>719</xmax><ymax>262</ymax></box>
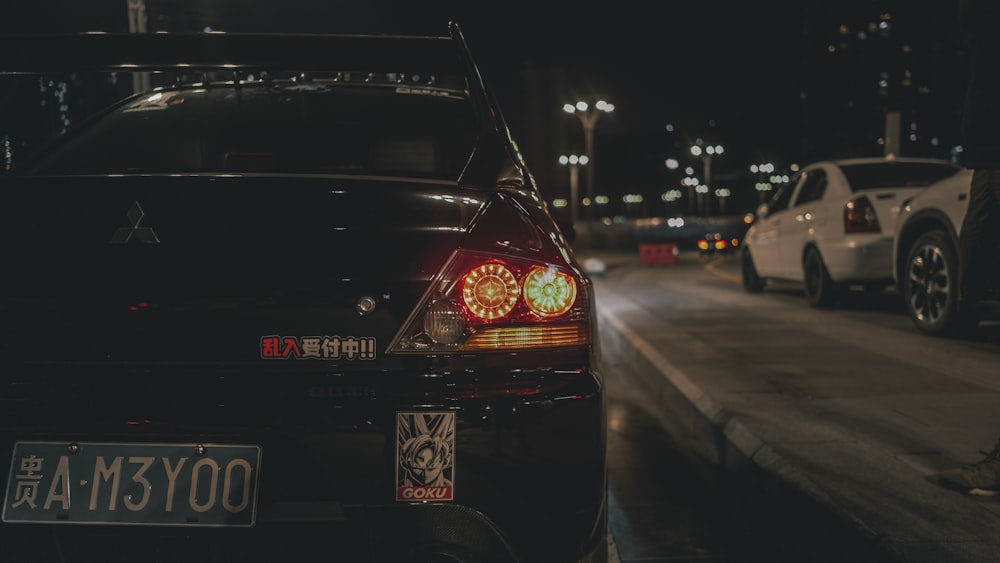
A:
<box><xmin>0</xmin><ymin>25</ymin><xmax>606</xmax><ymax>563</ymax></box>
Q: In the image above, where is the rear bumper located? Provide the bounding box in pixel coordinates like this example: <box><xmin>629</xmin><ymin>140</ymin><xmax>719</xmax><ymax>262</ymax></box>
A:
<box><xmin>2</xmin><ymin>503</ymin><xmax>608</xmax><ymax>563</ymax></box>
<box><xmin>0</xmin><ymin>360</ymin><xmax>606</xmax><ymax>563</ymax></box>
<box><xmin>820</xmin><ymin>235</ymin><xmax>894</xmax><ymax>282</ymax></box>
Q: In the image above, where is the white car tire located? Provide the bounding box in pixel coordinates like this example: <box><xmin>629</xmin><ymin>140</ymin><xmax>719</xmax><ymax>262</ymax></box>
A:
<box><xmin>803</xmin><ymin>247</ymin><xmax>839</xmax><ymax>308</ymax></box>
<box><xmin>902</xmin><ymin>229</ymin><xmax>978</xmax><ymax>337</ymax></box>
<box><xmin>741</xmin><ymin>248</ymin><xmax>766</xmax><ymax>293</ymax></box>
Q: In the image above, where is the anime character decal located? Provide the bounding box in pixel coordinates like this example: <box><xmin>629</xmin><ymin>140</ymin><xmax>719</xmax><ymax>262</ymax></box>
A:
<box><xmin>396</xmin><ymin>411</ymin><xmax>455</xmax><ymax>501</ymax></box>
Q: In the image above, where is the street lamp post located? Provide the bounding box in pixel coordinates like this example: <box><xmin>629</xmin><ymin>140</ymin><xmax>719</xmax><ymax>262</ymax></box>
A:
<box><xmin>690</xmin><ymin>143</ymin><xmax>724</xmax><ymax>216</ymax></box>
<box><xmin>563</xmin><ymin>100</ymin><xmax>614</xmax><ymax>221</ymax></box>
<box><xmin>696</xmin><ymin>184</ymin><xmax>709</xmax><ymax>216</ymax></box>
<box><xmin>751</xmin><ymin>162</ymin><xmax>775</xmax><ymax>203</ymax></box>
<box><xmin>558</xmin><ymin>154</ymin><xmax>589</xmax><ymax>225</ymax></box>
<box><xmin>715</xmin><ymin>187</ymin><xmax>731</xmax><ymax>215</ymax></box>
<box><xmin>682</xmin><ymin>176</ymin><xmax>700</xmax><ymax>216</ymax></box>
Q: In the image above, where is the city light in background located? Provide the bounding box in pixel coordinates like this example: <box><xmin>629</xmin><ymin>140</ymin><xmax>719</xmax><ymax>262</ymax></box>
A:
<box><xmin>752</xmin><ymin>162</ymin><xmax>776</xmax><ymax>203</ymax></box>
<box><xmin>690</xmin><ymin>141</ymin><xmax>723</xmax><ymax>217</ymax></box>
<box><xmin>541</xmin><ymin>6</ymin><xmax>963</xmax><ymax>225</ymax></box>
<box><xmin>558</xmin><ymin>153</ymin><xmax>589</xmax><ymax>225</ymax></box>
<box><xmin>563</xmin><ymin>100</ymin><xmax>614</xmax><ymax>221</ymax></box>
<box><xmin>0</xmin><ymin>2</ymin><xmax>969</xmax><ymax>227</ymax></box>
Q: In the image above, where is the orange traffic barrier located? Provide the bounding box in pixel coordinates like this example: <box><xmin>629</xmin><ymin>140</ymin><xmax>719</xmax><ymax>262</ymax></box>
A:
<box><xmin>638</xmin><ymin>242</ymin><xmax>679</xmax><ymax>265</ymax></box>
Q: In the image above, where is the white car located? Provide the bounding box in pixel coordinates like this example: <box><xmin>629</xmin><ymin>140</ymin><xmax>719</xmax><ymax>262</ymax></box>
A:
<box><xmin>892</xmin><ymin>168</ymin><xmax>974</xmax><ymax>336</ymax></box>
<box><xmin>741</xmin><ymin>157</ymin><xmax>961</xmax><ymax>307</ymax></box>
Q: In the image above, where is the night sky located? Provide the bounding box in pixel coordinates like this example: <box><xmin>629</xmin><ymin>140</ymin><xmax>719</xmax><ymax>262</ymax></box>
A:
<box><xmin>2</xmin><ymin>2</ymin><xmax>801</xmax><ymax>124</ymax></box>
<box><xmin>2</xmin><ymin>1</ymin><xmax>957</xmax><ymax>215</ymax></box>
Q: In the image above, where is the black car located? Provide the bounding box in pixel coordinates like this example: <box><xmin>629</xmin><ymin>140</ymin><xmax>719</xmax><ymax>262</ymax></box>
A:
<box><xmin>0</xmin><ymin>25</ymin><xmax>607</xmax><ymax>563</ymax></box>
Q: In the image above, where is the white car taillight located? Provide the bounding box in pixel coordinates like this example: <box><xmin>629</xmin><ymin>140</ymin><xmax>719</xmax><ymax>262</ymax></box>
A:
<box><xmin>844</xmin><ymin>195</ymin><xmax>881</xmax><ymax>233</ymax></box>
<box><xmin>388</xmin><ymin>250</ymin><xmax>590</xmax><ymax>353</ymax></box>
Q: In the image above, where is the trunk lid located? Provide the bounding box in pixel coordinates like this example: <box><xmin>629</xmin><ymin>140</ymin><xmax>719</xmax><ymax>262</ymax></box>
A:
<box><xmin>861</xmin><ymin>186</ymin><xmax>925</xmax><ymax>234</ymax></box>
<box><xmin>0</xmin><ymin>175</ymin><xmax>486</xmax><ymax>363</ymax></box>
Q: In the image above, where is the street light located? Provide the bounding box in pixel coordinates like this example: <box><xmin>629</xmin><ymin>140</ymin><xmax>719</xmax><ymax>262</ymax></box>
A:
<box><xmin>563</xmin><ymin>100</ymin><xmax>614</xmax><ymax>221</ymax></box>
<box><xmin>558</xmin><ymin>154</ymin><xmax>589</xmax><ymax>225</ymax></box>
<box><xmin>752</xmin><ymin>162</ymin><xmax>775</xmax><ymax>203</ymax></box>
<box><xmin>681</xmin><ymin>176</ymin><xmax>700</xmax><ymax>216</ymax></box>
<box><xmin>690</xmin><ymin>142</ymin><xmax>724</xmax><ymax>216</ymax></box>
<box><xmin>695</xmin><ymin>184</ymin><xmax>709</xmax><ymax>216</ymax></box>
<box><xmin>715</xmin><ymin>187</ymin><xmax>731</xmax><ymax>215</ymax></box>
<box><xmin>661</xmin><ymin>189</ymin><xmax>682</xmax><ymax>214</ymax></box>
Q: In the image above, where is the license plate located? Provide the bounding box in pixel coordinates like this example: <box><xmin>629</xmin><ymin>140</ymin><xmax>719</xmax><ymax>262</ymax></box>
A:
<box><xmin>2</xmin><ymin>441</ymin><xmax>261</xmax><ymax>527</ymax></box>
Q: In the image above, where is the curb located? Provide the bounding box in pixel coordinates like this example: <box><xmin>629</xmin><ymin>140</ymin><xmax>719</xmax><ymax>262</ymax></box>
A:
<box><xmin>596</xmin><ymin>292</ymin><xmax>904</xmax><ymax>563</ymax></box>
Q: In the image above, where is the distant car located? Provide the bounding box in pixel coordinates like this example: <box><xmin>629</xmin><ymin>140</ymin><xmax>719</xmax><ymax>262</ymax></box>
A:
<box><xmin>741</xmin><ymin>157</ymin><xmax>961</xmax><ymax>306</ymax></box>
<box><xmin>696</xmin><ymin>232</ymin><xmax>740</xmax><ymax>254</ymax></box>
<box><xmin>892</xmin><ymin>168</ymin><xmax>976</xmax><ymax>336</ymax></box>
<box><xmin>0</xmin><ymin>26</ymin><xmax>607</xmax><ymax>563</ymax></box>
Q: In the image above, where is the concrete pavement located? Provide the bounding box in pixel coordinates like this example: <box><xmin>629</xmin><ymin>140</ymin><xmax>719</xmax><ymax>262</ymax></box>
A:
<box><xmin>582</xmin><ymin>247</ymin><xmax>1000</xmax><ymax>563</ymax></box>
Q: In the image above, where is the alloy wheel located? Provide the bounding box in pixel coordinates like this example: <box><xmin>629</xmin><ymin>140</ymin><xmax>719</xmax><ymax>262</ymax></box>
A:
<box><xmin>906</xmin><ymin>242</ymin><xmax>950</xmax><ymax>326</ymax></box>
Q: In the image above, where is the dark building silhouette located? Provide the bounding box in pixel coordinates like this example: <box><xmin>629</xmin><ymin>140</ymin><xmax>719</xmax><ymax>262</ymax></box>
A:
<box><xmin>798</xmin><ymin>2</ymin><xmax>965</xmax><ymax>164</ymax></box>
<box><xmin>515</xmin><ymin>3</ymin><xmax>971</xmax><ymax>220</ymax></box>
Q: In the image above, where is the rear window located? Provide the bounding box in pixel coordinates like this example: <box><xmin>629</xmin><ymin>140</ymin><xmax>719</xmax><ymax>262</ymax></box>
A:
<box><xmin>13</xmin><ymin>80</ymin><xmax>478</xmax><ymax>180</ymax></box>
<box><xmin>840</xmin><ymin>161</ymin><xmax>960</xmax><ymax>191</ymax></box>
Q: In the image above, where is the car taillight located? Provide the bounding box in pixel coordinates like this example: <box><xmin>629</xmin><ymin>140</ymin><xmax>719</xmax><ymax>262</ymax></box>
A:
<box><xmin>843</xmin><ymin>195</ymin><xmax>881</xmax><ymax>233</ymax></box>
<box><xmin>462</xmin><ymin>263</ymin><xmax>520</xmax><ymax>319</ymax></box>
<box><xmin>522</xmin><ymin>266</ymin><xmax>577</xmax><ymax>317</ymax></box>
<box><xmin>388</xmin><ymin>251</ymin><xmax>590</xmax><ymax>353</ymax></box>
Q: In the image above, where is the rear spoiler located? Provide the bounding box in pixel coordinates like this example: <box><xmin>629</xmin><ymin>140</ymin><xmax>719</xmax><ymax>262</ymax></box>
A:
<box><xmin>0</xmin><ymin>22</ymin><xmax>526</xmax><ymax>189</ymax></box>
<box><xmin>0</xmin><ymin>30</ymin><xmax>461</xmax><ymax>75</ymax></box>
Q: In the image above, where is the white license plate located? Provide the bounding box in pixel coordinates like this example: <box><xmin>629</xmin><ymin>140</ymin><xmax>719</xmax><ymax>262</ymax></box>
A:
<box><xmin>3</xmin><ymin>441</ymin><xmax>261</xmax><ymax>527</ymax></box>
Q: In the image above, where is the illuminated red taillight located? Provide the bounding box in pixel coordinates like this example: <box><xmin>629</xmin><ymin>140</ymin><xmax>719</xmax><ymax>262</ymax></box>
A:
<box><xmin>697</xmin><ymin>240</ymin><xmax>709</xmax><ymax>251</ymax></box>
<box><xmin>462</xmin><ymin>262</ymin><xmax>520</xmax><ymax>319</ymax></box>
<box><xmin>844</xmin><ymin>195</ymin><xmax>881</xmax><ymax>233</ymax></box>
<box><xmin>714</xmin><ymin>240</ymin><xmax>727</xmax><ymax>251</ymax></box>
<box><xmin>388</xmin><ymin>251</ymin><xmax>590</xmax><ymax>353</ymax></box>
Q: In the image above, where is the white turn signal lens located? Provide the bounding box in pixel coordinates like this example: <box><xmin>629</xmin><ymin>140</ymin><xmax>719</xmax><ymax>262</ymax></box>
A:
<box><xmin>462</xmin><ymin>263</ymin><xmax>520</xmax><ymax>320</ymax></box>
<box><xmin>523</xmin><ymin>266</ymin><xmax>577</xmax><ymax>317</ymax></box>
<box><xmin>423</xmin><ymin>299</ymin><xmax>467</xmax><ymax>344</ymax></box>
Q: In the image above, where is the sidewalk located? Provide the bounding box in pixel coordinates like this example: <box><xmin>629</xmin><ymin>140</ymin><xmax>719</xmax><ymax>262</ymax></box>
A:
<box><xmin>581</xmin><ymin>247</ymin><xmax>1000</xmax><ymax>563</ymax></box>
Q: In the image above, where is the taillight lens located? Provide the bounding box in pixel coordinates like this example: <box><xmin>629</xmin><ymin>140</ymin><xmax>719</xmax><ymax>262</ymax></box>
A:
<box><xmin>844</xmin><ymin>195</ymin><xmax>881</xmax><ymax>233</ymax></box>
<box><xmin>389</xmin><ymin>251</ymin><xmax>590</xmax><ymax>353</ymax></box>
<box><xmin>523</xmin><ymin>266</ymin><xmax>577</xmax><ymax>317</ymax></box>
<box><xmin>422</xmin><ymin>300</ymin><xmax>465</xmax><ymax>344</ymax></box>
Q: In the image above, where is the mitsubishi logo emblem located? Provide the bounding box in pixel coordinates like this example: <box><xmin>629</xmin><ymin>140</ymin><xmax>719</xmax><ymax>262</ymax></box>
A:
<box><xmin>109</xmin><ymin>201</ymin><xmax>160</xmax><ymax>244</ymax></box>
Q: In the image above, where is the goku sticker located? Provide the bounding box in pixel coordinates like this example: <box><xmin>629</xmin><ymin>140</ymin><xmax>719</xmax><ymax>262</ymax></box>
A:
<box><xmin>396</xmin><ymin>411</ymin><xmax>455</xmax><ymax>502</ymax></box>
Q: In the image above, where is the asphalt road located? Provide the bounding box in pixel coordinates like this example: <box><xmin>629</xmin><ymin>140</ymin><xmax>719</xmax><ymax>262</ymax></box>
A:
<box><xmin>605</xmin><ymin>342</ymin><xmax>806</xmax><ymax>563</ymax></box>
<box><xmin>588</xmin><ymin>246</ymin><xmax>1000</xmax><ymax>563</ymax></box>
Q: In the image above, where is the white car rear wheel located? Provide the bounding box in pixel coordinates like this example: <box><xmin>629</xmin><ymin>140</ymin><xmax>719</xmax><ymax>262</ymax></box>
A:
<box><xmin>903</xmin><ymin>230</ymin><xmax>978</xmax><ymax>336</ymax></box>
<box><xmin>741</xmin><ymin>248</ymin><xmax>766</xmax><ymax>293</ymax></box>
<box><xmin>803</xmin><ymin>248</ymin><xmax>839</xmax><ymax>308</ymax></box>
